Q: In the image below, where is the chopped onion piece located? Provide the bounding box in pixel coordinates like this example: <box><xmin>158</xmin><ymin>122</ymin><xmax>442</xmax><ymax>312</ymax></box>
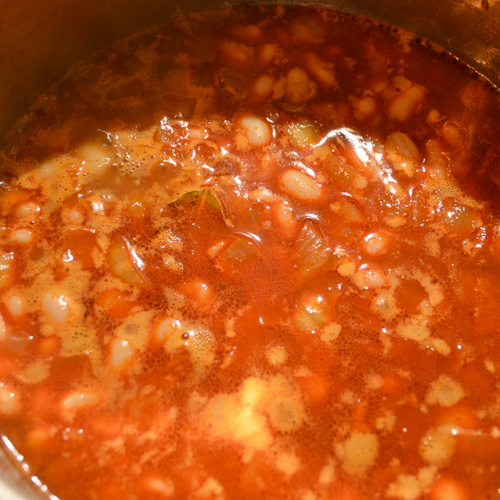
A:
<box><xmin>293</xmin><ymin>220</ymin><xmax>331</xmax><ymax>276</ymax></box>
<box><xmin>108</xmin><ymin>236</ymin><xmax>149</xmax><ymax>288</ymax></box>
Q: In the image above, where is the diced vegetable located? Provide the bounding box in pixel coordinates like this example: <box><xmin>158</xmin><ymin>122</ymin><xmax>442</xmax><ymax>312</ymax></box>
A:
<box><xmin>217</xmin><ymin>237</ymin><xmax>259</xmax><ymax>269</ymax></box>
<box><xmin>283</xmin><ymin>120</ymin><xmax>320</xmax><ymax>149</ymax></box>
<box><xmin>321</xmin><ymin>154</ymin><xmax>367</xmax><ymax>189</ymax></box>
<box><xmin>331</xmin><ymin>198</ymin><xmax>366</xmax><ymax>223</ymax></box>
<box><xmin>108</xmin><ymin>236</ymin><xmax>149</xmax><ymax>287</ymax></box>
<box><xmin>293</xmin><ymin>220</ymin><xmax>331</xmax><ymax>276</ymax></box>
<box><xmin>435</xmin><ymin>198</ymin><xmax>479</xmax><ymax>236</ymax></box>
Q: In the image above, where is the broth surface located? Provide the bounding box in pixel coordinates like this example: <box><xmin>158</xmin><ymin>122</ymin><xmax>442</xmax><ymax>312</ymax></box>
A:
<box><xmin>0</xmin><ymin>6</ymin><xmax>499</xmax><ymax>499</ymax></box>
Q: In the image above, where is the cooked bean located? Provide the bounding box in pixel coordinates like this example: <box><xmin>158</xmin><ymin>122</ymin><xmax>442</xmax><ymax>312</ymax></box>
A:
<box><xmin>251</xmin><ymin>74</ymin><xmax>275</xmax><ymax>100</ymax></box>
<box><xmin>286</xmin><ymin>67</ymin><xmax>317</xmax><ymax>103</ymax></box>
<box><xmin>430</xmin><ymin>477</ymin><xmax>469</xmax><ymax>500</ymax></box>
<box><xmin>239</xmin><ymin>116</ymin><xmax>273</xmax><ymax>146</ymax></box>
<box><xmin>109</xmin><ymin>338</ymin><xmax>135</xmax><ymax>372</ymax></box>
<box><xmin>8</xmin><ymin>228</ymin><xmax>34</xmax><ymax>245</ymax></box>
<box><xmin>387</xmin><ymin>81</ymin><xmax>426</xmax><ymax>122</ymax></box>
<box><xmin>60</xmin><ymin>389</ymin><xmax>101</xmax><ymax>420</ymax></box>
<box><xmin>0</xmin><ymin>383</ymin><xmax>21</xmax><ymax>417</ymax></box>
<box><xmin>42</xmin><ymin>292</ymin><xmax>69</xmax><ymax>324</ymax></box>
<box><xmin>362</xmin><ymin>231</ymin><xmax>390</xmax><ymax>256</ymax></box>
<box><xmin>280</xmin><ymin>169</ymin><xmax>323</xmax><ymax>202</ymax></box>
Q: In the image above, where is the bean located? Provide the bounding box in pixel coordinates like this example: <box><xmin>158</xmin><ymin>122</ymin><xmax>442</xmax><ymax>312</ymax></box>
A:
<box><xmin>219</xmin><ymin>40</ymin><xmax>254</xmax><ymax>67</ymax></box>
<box><xmin>286</xmin><ymin>67</ymin><xmax>316</xmax><ymax>103</ymax></box>
<box><xmin>440</xmin><ymin>121</ymin><xmax>466</xmax><ymax>150</ymax></box>
<box><xmin>153</xmin><ymin>317</ymin><xmax>183</xmax><ymax>344</ymax></box>
<box><xmin>76</xmin><ymin>142</ymin><xmax>115</xmax><ymax>179</ymax></box>
<box><xmin>430</xmin><ymin>477</ymin><xmax>468</xmax><ymax>500</ymax></box>
<box><xmin>258</xmin><ymin>43</ymin><xmax>277</xmax><ymax>66</ymax></box>
<box><xmin>25</xmin><ymin>426</ymin><xmax>55</xmax><ymax>451</ymax></box>
<box><xmin>5</xmin><ymin>293</ymin><xmax>24</xmax><ymax>317</ymax></box>
<box><xmin>0</xmin><ymin>383</ymin><xmax>21</xmax><ymax>417</ymax></box>
<box><xmin>42</xmin><ymin>291</ymin><xmax>69</xmax><ymax>324</ymax></box>
<box><xmin>206</xmin><ymin>239</ymin><xmax>230</xmax><ymax>259</ymax></box>
<box><xmin>419</xmin><ymin>426</ymin><xmax>456</xmax><ymax>465</ymax></box>
<box><xmin>182</xmin><ymin>279</ymin><xmax>214</xmax><ymax>309</ymax></box>
<box><xmin>251</xmin><ymin>74</ymin><xmax>275</xmax><ymax>100</ymax></box>
<box><xmin>303</xmin><ymin>52</ymin><xmax>337</xmax><ymax>87</ymax></box>
<box><xmin>425</xmin><ymin>139</ymin><xmax>449</xmax><ymax>180</ymax></box>
<box><xmin>15</xmin><ymin>202</ymin><xmax>40</xmax><ymax>220</ymax></box>
<box><xmin>8</xmin><ymin>228</ymin><xmax>35</xmax><ymax>245</ymax></box>
<box><xmin>294</xmin><ymin>292</ymin><xmax>331</xmax><ymax>333</ymax></box>
<box><xmin>281</xmin><ymin>169</ymin><xmax>323</xmax><ymax>202</ymax></box>
<box><xmin>229</xmin><ymin>24</ymin><xmax>263</xmax><ymax>44</ymax></box>
<box><xmin>355</xmin><ymin>265</ymin><xmax>387</xmax><ymax>289</ymax></box>
<box><xmin>109</xmin><ymin>338</ymin><xmax>134</xmax><ymax>372</ymax></box>
<box><xmin>436</xmin><ymin>198</ymin><xmax>479</xmax><ymax>237</ymax></box>
<box><xmin>352</xmin><ymin>95</ymin><xmax>377</xmax><ymax>120</ymax></box>
<box><xmin>362</xmin><ymin>231</ymin><xmax>390</xmax><ymax>256</ymax></box>
<box><xmin>60</xmin><ymin>388</ymin><xmax>101</xmax><ymax>420</ymax></box>
<box><xmin>272</xmin><ymin>199</ymin><xmax>297</xmax><ymax>237</ymax></box>
<box><xmin>162</xmin><ymin>253</ymin><xmax>184</xmax><ymax>273</ymax></box>
<box><xmin>290</xmin><ymin>15</ymin><xmax>326</xmax><ymax>43</ymax></box>
<box><xmin>388</xmin><ymin>81</ymin><xmax>426</xmax><ymax>122</ymax></box>
<box><xmin>239</xmin><ymin>116</ymin><xmax>273</xmax><ymax>146</ymax></box>
<box><xmin>139</xmin><ymin>475</ymin><xmax>175</xmax><ymax>498</ymax></box>
<box><xmin>0</xmin><ymin>313</ymin><xmax>5</xmax><ymax>342</ymax></box>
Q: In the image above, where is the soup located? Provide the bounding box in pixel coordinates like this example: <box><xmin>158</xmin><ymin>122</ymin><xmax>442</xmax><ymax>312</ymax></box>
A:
<box><xmin>0</xmin><ymin>5</ymin><xmax>499</xmax><ymax>499</ymax></box>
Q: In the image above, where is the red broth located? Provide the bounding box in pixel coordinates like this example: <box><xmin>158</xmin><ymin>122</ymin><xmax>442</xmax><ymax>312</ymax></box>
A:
<box><xmin>0</xmin><ymin>5</ymin><xmax>499</xmax><ymax>499</ymax></box>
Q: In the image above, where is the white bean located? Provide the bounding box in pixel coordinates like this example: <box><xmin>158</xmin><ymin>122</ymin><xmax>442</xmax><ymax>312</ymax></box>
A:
<box><xmin>258</xmin><ymin>43</ymin><xmax>277</xmax><ymax>66</ymax></box>
<box><xmin>0</xmin><ymin>312</ymin><xmax>5</xmax><ymax>342</ymax></box>
<box><xmin>8</xmin><ymin>228</ymin><xmax>34</xmax><ymax>245</ymax></box>
<box><xmin>6</xmin><ymin>293</ymin><xmax>24</xmax><ymax>317</ymax></box>
<box><xmin>15</xmin><ymin>202</ymin><xmax>40</xmax><ymax>220</ymax></box>
<box><xmin>362</xmin><ymin>232</ymin><xmax>390</xmax><ymax>256</ymax></box>
<box><xmin>61</xmin><ymin>206</ymin><xmax>85</xmax><ymax>225</ymax></box>
<box><xmin>142</xmin><ymin>476</ymin><xmax>174</xmax><ymax>497</ymax></box>
<box><xmin>286</xmin><ymin>67</ymin><xmax>316</xmax><ymax>103</ymax></box>
<box><xmin>0</xmin><ymin>383</ymin><xmax>21</xmax><ymax>417</ymax></box>
<box><xmin>0</xmin><ymin>253</ymin><xmax>14</xmax><ymax>291</ymax></box>
<box><xmin>77</xmin><ymin>142</ymin><xmax>114</xmax><ymax>177</ymax></box>
<box><xmin>162</xmin><ymin>253</ymin><xmax>184</xmax><ymax>273</ymax></box>
<box><xmin>388</xmin><ymin>82</ymin><xmax>426</xmax><ymax>122</ymax></box>
<box><xmin>355</xmin><ymin>265</ymin><xmax>387</xmax><ymax>289</ymax></box>
<box><xmin>441</xmin><ymin>121</ymin><xmax>466</xmax><ymax>149</ymax></box>
<box><xmin>252</xmin><ymin>74</ymin><xmax>275</xmax><ymax>100</ymax></box>
<box><xmin>272</xmin><ymin>200</ymin><xmax>297</xmax><ymax>237</ymax></box>
<box><xmin>303</xmin><ymin>52</ymin><xmax>336</xmax><ymax>87</ymax></box>
<box><xmin>110</xmin><ymin>338</ymin><xmax>134</xmax><ymax>371</ymax></box>
<box><xmin>352</xmin><ymin>95</ymin><xmax>377</xmax><ymax>120</ymax></box>
<box><xmin>280</xmin><ymin>169</ymin><xmax>323</xmax><ymax>202</ymax></box>
<box><xmin>37</xmin><ymin>161</ymin><xmax>55</xmax><ymax>180</ymax></box>
<box><xmin>154</xmin><ymin>317</ymin><xmax>183</xmax><ymax>343</ymax></box>
<box><xmin>60</xmin><ymin>388</ymin><xmax>101</xmax><ymax>420</ymax></box>
<box><xmin>239</xmin><ymin>116</ymin><xmax>273</xmax><ymax>147</ymax></box>
<box><xmin>42</xmin><ymin>292</ymin><xmax>69</xmax><ymax>323</ymax></box>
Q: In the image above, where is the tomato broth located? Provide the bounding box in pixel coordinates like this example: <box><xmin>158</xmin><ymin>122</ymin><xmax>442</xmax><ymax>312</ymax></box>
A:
<box><xmin>0</xmin><ymin>5</ymin><xmax>499</xmax><ymax>500</ymax></box>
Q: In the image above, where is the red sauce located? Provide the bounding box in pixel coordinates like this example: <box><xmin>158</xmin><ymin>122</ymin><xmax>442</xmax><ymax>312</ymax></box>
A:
<box><xmin>0</xmin><ymin>6</ymin><xmax>499</xmax><ymax>499</ymax></box>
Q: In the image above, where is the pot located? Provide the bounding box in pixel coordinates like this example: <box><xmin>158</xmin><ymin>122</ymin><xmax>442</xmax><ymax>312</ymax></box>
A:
<box><xmin>0</xmin><ymin>0</ymin><xmax>498</xmax><ymax>498</ymax></box>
